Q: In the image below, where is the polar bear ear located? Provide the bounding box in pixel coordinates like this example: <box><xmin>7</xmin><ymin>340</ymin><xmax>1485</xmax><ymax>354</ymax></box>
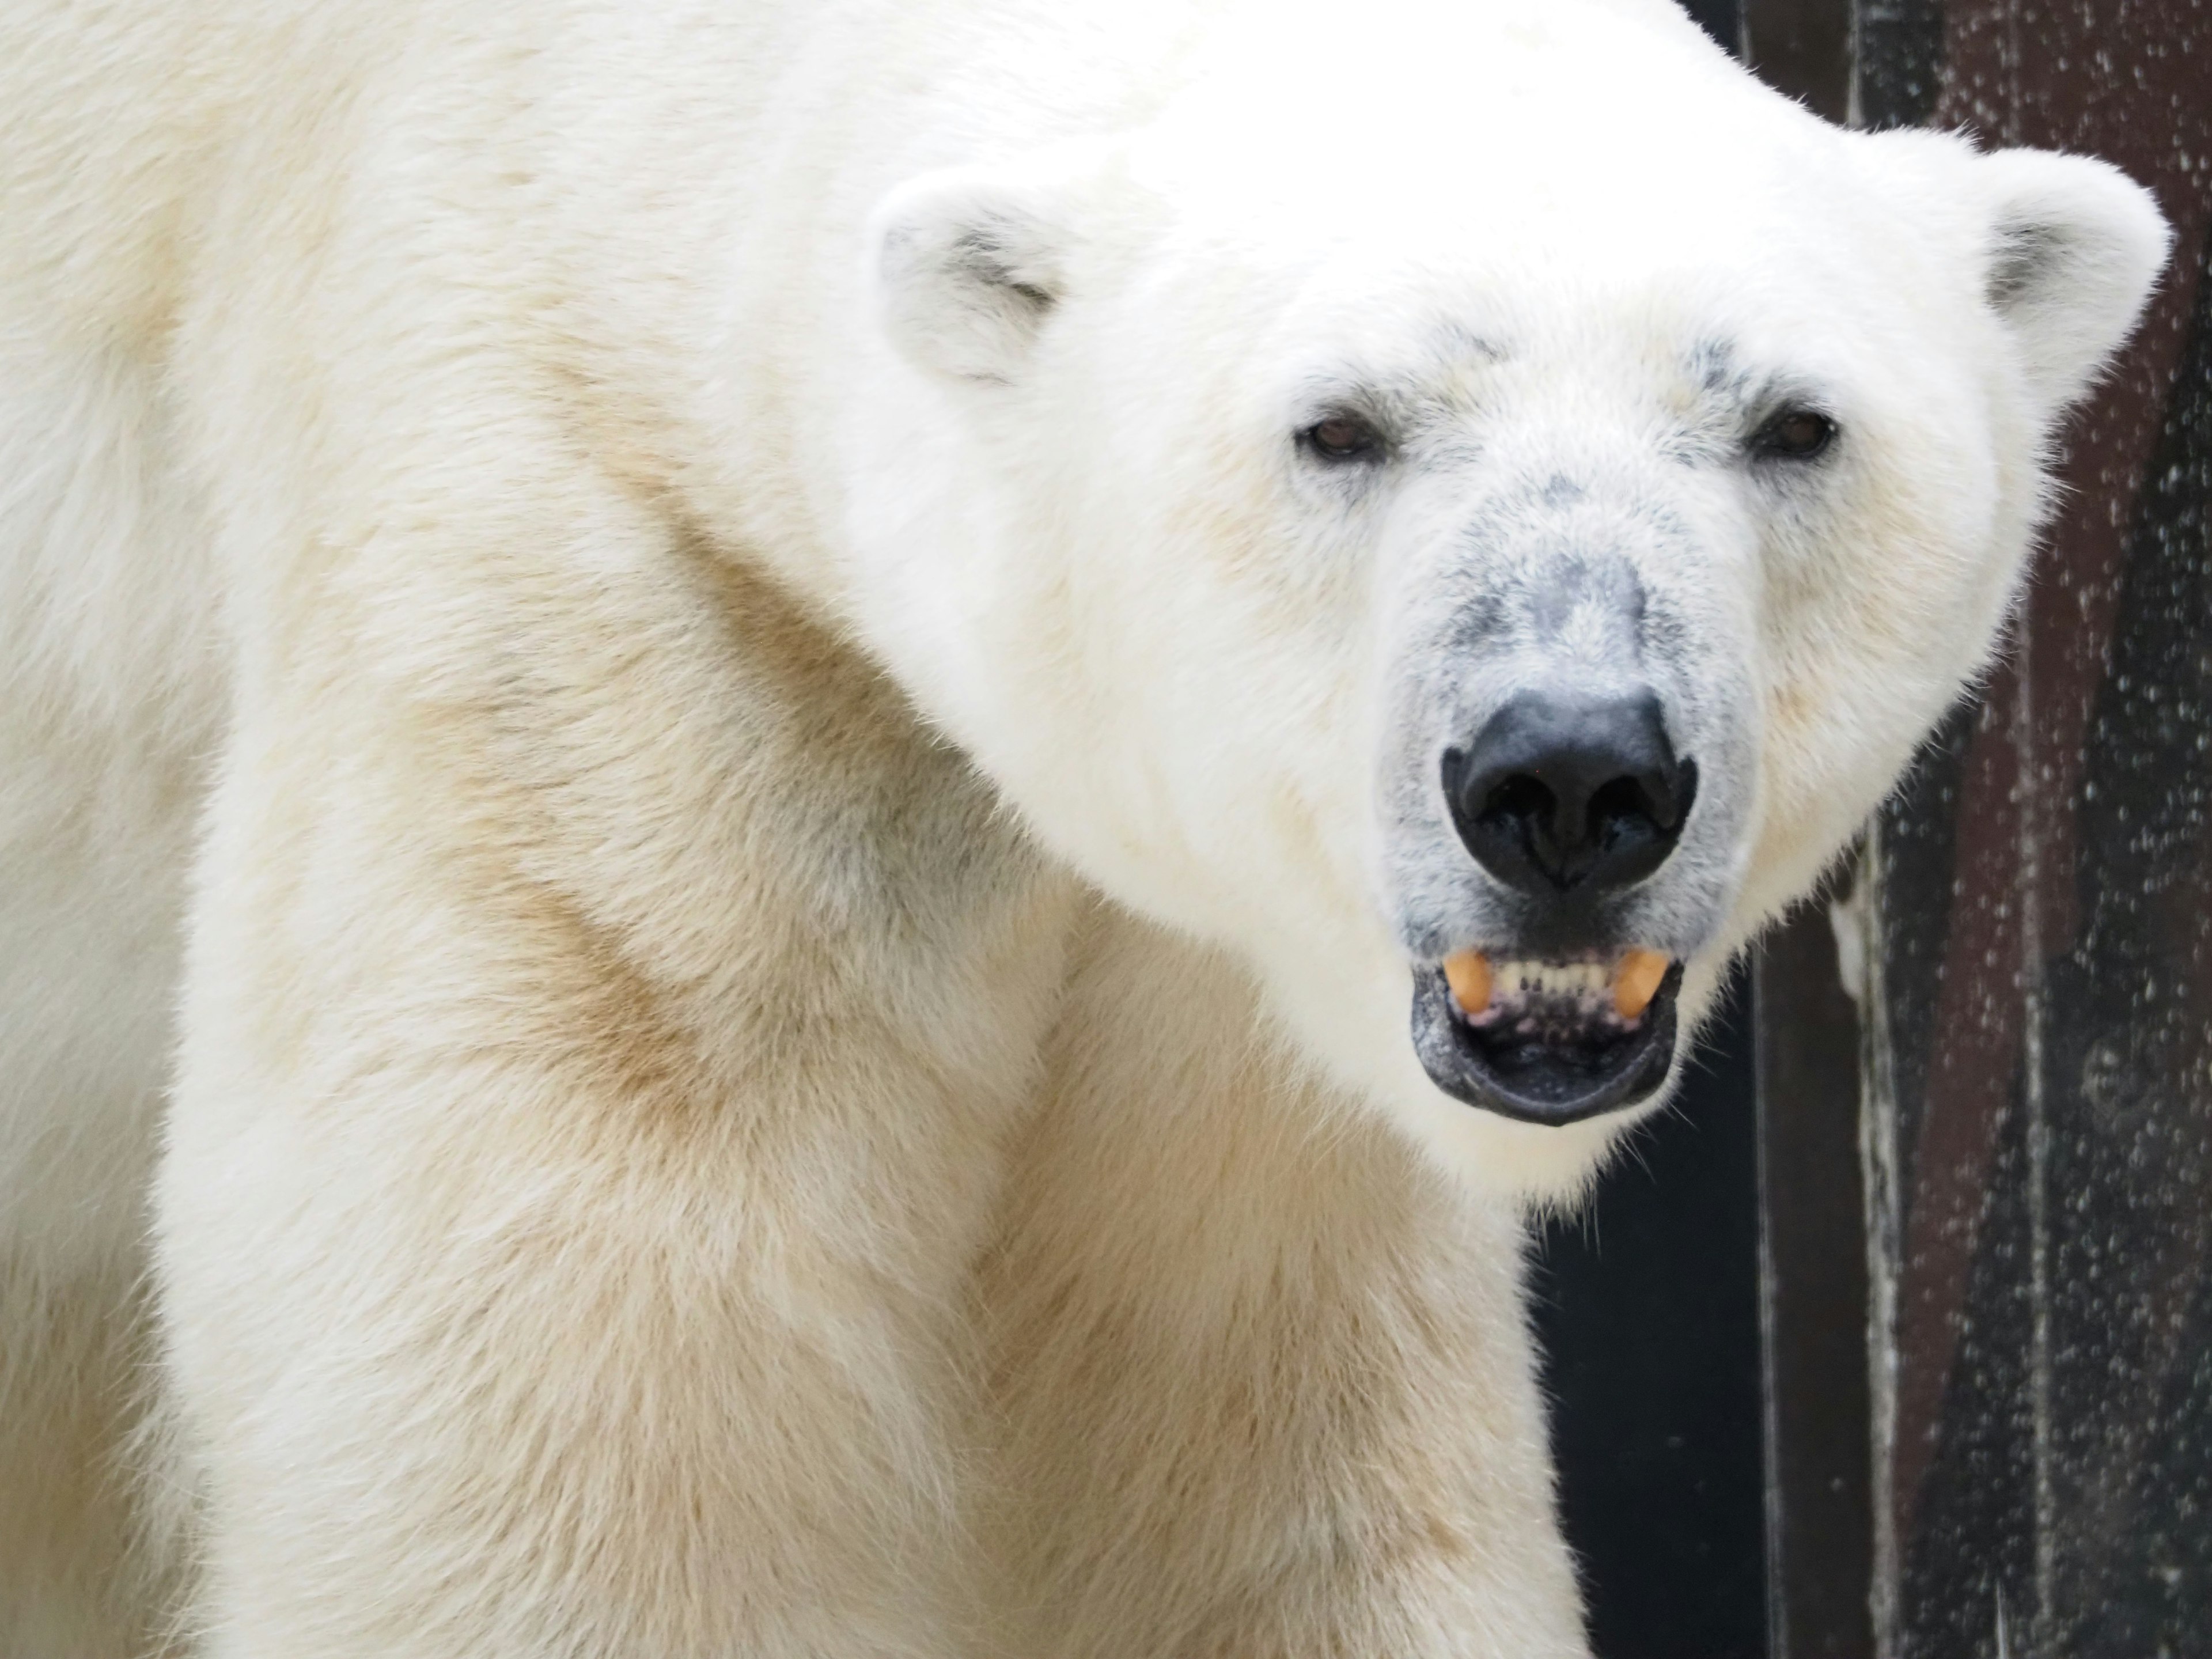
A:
<box><xmin>1976</xmin><ymin>148</ymin><xmax>2171</xmax><ymax>410</ymax></box>
<box><xmin>872</xmin><ymin>165</ymin><xmax>1080</xmax><ymax>386</ymax></box>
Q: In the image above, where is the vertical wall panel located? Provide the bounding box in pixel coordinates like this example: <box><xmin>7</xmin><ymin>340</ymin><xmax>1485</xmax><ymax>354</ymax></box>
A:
<box><xmin>1755</xmin><ymin>897</ymin><xmax>1876</xmax><ymax>1659</ymax></box>
<box><xmin>1750</xmin><ymin>2</ymin><xmax>2212</xmax><ymax>1654</ymax></box>
<box><xmin>1819</xmin><ymin>2</ymin><xmax>2212</xmax><ymax>1654</ymax></box>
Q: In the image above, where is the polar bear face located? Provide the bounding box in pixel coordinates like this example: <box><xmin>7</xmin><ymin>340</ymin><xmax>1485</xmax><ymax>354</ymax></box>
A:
<box><xmin>858</xmin><ymin>38</ymin><xmax>2165</xmax><ymax>1194</ymax></box>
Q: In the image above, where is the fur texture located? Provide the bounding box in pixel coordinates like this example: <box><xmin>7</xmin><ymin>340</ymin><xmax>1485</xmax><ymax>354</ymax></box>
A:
<box><xmin>0</xmin><ymin>0</ymin><xmax>2165</xmax><ymax>1654</ymax></box>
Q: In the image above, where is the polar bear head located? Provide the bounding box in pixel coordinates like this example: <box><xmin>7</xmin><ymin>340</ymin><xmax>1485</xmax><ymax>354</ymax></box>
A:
<box><xmin>854</xmin><ymin>9</ymin><xmax>2167</xmax><ymax>1195</ymax></box>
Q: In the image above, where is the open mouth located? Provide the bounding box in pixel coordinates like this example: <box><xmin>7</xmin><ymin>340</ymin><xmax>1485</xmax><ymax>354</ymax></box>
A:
<box><xmin>1410</xmin><ymin>948</ymin><xmax>1683</xmax><ymax>1125</ymax></box>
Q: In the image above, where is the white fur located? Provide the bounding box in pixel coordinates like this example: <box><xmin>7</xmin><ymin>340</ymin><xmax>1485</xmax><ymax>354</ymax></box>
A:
<box><xmin>0</xmin><ymin>0</ymin><xmax>2165</xmax><ymax>1653</ymax></box>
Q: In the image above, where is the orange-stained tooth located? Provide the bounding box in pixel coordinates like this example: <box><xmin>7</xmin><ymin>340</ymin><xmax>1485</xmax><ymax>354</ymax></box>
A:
<box><xmin>1442</xmin><ymin>950</ymin><xmax>1493</xmax><ymax>1017</ymax></box>
<box><xmin>1613</xmin><ymin>949</ymin><xmax>1671</xmax><ymax>1021</ymax></box>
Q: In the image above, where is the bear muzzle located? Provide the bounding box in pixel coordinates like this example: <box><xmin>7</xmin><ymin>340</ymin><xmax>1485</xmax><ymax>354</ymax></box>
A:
<box><xmin>1411</xmin><ymin>686</ymin><xmax>1695</xmax><ymax>1123</ymax></box>
<box><xmin>1410</xmin><ymin>949</ymin><xmax>1683</xmax><ymax>1125</ymax></box>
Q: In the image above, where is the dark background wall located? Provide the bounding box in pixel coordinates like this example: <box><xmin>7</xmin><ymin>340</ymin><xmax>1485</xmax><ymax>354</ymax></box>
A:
<box><xmin>1858</xmin><ymin>2</ymin><xmax>2212</xmax><ymax>1654</ymax></box>
<box><xmin>1537</xmin><ymin>3</ymin><xmax>2212</xmax><ymax>1656</ymax></box>
<box><xmin>1533</xmin><ymin>968</ymin><xmax>1768</xmax><ymax>1659</ymax></box>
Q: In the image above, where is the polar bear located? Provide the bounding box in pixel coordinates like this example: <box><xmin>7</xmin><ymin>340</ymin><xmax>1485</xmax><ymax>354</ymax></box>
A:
<box><xmin>0</xmin><ymin>0</ymin><xmax>2166</xmax><ymax>1653</ymax></box>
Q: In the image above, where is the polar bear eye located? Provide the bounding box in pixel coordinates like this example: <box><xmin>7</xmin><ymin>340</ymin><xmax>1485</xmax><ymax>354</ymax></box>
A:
<box><xmin>1750</xmin><ymin>407</ymin><xmax>1838</xmax><ymax>461</ymax></box>
<box><xmin>1300</xmin><ymin>413</ymin><xmax>1386</xmax><ymax>464</ymax></box>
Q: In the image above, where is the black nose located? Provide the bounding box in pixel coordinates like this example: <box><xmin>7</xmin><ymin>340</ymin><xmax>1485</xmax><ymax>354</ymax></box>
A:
<box><xmin>1443</xmin><ymin>690</ymin><xmax>1695</xmax><ymax>896</ymax></box>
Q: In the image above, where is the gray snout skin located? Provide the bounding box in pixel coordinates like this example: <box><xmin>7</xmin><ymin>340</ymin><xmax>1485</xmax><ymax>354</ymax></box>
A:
<box><xmin>1411</xmin><ymin>687</ymin><xmax>1695</xmax><ymax>1124</ymax></box>
<box><xmin>1384</xmin><ymin>517</ymin><xmax>1752</xmax><ymax>1126</ymax></box>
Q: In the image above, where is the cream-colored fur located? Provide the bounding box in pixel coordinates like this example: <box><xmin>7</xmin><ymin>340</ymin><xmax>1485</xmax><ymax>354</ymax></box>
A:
<box><xmin>0</xmin><ymin>0</ymin><xmax>2164</xmax><ymax>1653</ymax></box>
<box><xmin>980</xmin><ymin>914</ymin><xmax>1581</xmax><ymax>1657</ymax></box>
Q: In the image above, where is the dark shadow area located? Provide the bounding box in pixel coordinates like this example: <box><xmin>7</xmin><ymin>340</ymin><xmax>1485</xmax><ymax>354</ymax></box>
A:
<box><xmin>1677</xmin><ymin>0</ymin><xmax>1743</xmax><ymax>52</ymax></box>
<box><xmin>1533</xmin><ymin>968</ymin><xmax>1768</xmax><ymax>1659</ymax></box>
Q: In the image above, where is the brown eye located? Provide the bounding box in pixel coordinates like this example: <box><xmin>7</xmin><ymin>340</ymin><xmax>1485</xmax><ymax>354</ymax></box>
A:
<box><xmin>1301</xmin><ymin>413</ymin><xmax>1384</xmax><ymax>463</ymax></box>
<box><xmin>1751</xmin><ymin>407</ymin><xmax>1837</xmax><ymax>461</ymax></box>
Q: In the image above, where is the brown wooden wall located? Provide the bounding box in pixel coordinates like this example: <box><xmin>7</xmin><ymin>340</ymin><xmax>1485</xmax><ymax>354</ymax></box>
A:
<box><xmin>1752</xmin><ymin>3</ymin><xmax>2212</xmax><ymax>1656</ymax></box>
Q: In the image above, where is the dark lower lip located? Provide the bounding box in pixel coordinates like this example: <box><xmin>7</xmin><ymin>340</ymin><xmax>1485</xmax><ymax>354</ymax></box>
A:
<box><xmin>1408</xmin><ymin>961</ymin><xmax>1683</xmax><ymax>1126</ymax></box>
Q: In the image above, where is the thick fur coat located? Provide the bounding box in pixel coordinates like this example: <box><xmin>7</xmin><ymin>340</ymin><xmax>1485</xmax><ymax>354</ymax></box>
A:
<box><xmin>0</xmin><ymin>1</ymin><xmax>2165</xmax><ymax>1654</ymax></box>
